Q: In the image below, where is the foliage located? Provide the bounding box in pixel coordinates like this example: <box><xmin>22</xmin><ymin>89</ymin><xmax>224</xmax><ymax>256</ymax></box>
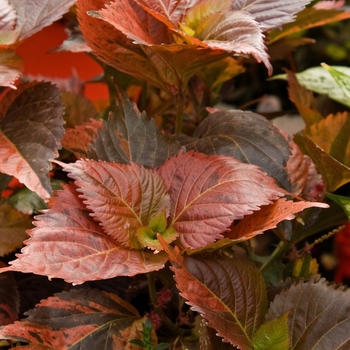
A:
<box><xmin>0</xmin><ymin>0</ymin><xmax>350</xmax><ymax>349</ymax></box>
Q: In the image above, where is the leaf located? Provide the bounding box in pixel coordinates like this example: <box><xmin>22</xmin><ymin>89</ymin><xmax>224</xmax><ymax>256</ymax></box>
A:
<box><xmin>62</xmin><ymin>118</ymin><xmax>104</xmax><ymax>159</ymax></box>
<box><xmin>61</xmin><ymin>91</ymin><xmax>98</xmax><ymax>128</ymax></box>
<box><xmin>1</xmin><ymin>0</ymin><xmax>75</xmax><ymax>46</ymax></box>
<box><xmin>0</xmin><ymin>81</ymin><xmax>65</xmax><ymax>199</ymax></box>
<box><xmin>0</xmin><ymin>268</ymin><xmax>19</xmax><ymax>326</ymax></box>
<box><xmin>0</xmin><ymin>49</ymin><xmax>22</xmax><ymax>89</ymax></box>
<box><xmin>0</xmin><ymin>200</ymin><xmax>31</xmax><ymax>257</ymax></box>
<box><xmin>294</xmin><ymin>133</ymin><xmax>350</xmax><ymax>192</ymax></box>
<box><xmin>326</xmin><ymin>193</ymin><xmax>350</xmax><ymax>220</ymax></box>
<box><xmin>0</xmin><ymin>0</ymin><xmax>16</xmax><ymax>32</ymax></box>
<box><xmin>157</xmin><ymin>151</ymin><xmax>285</xmax><ymax>249</ymax></box>
<box><xmin>193</xmin><ymin>11</ymin><xmax>272</xmax><ymax>75</ymax></box>
<box><xmin>266</xmin><ymin>278</ymin><xmax>350</xmax><ymax>349</ymax></box>
<box><xmin>2</xmin><ymin>183</ymin><xmax>168</xmax><ymax>284</ymax></box>
<box><xmin>167</xmin><ymin>247</ymin><xmax>268</xmax><ymax>349</ymax></box>
<box><xmin>285</xmin><ymin>69</ymin><xmax>323</xmax><ymax>126</ymax></box>
<box><xmin>322</xmin><ymin>63</ymin><xmax>350</xmax><ymax>99</ymax></box>
<box><xmin>283</xmin><ymin>254</ymin><xmax>319</xmax><ymax>280</ymax></box>
<box><xmin>269</xmin><ymin>7</ymin><xmax>350</xmax><ymax>44</ymax></box>
<box><xmin>303</xmin><ymin>112</ymin><xmax>350</xmax><ymax>167</ymax></box>
<box><xmin>59</xmin><ymin>159</ymin><xmax>171</xmax><ymax>249</ymax></box>
<box><xmin>77</xmin><ymin>0</ymin><xmax>169</xmax><ymax>91</ymax></box>
<box><xmin>178</xmin><ymin>110</ymin><xmax>292</xmax><ymax>191</ymax></box>
<box><xmin>252</xmin><ymin>313</ymin><xmax>290</xmax><ymax>350</ymax></box>
<box><xmin>271</xmin><ymin>65</ymin><xmax>350</xmax><ymax>108</ymax></box>
<box><xmin>228</xmin><ymin>198</ymin><xmax>328</xmax><ymax>242</ymax></box>
<box><xmin>285</xmin><ymin>134</ymin><xmax>309</xmax><ymax>195</ymax></box>
<box><xmin>0</xmin><ymin>288</ymin><xmax>145</xmax><ymax>349</ymax></box>
<box><xmin>232</xmin><ymin>0</ymin><xmax>311</xmax><ymax>31</ymax></box>
<box><xmin>89</xmin><ymin>88</ymin><xmax>180</xmax><ymax>168</ymax></box>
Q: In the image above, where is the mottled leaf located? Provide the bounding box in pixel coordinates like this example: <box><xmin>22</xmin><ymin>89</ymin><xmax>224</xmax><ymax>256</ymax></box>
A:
<box><xmin>0</xmin><ymin>49</ymin><xmax>22</xmax><ymax>89</ymax></box>
<box><xmin>228</xmin><ymin>198</ymin><xmax>328</xmax><ymax>241</ymax></box>
<box><xmin>232</xmin><ymin>0</ymin><xmax>311</xmax><ymax>31</ymax></box>
<box><xmin>322</xmin><ymin>63</ymin><xmax>350</xmax><ymax>99</ymax></box>
<box><xmin>62</xmin><ymin>118</ymin><xmax>103</xmax><ymax>159</ymax></box>
<box><xmin>294</xmin><ymin>133</ymin><xmax>350</xmax><ymax>192</ymax></box>
<box><xmin>166</xmin><ymin>245</ymin><xmax>267</xmax><ymax>349</ymax></box>
<box><xmin>252</xmin><ymin>313</ymin><xmax>290</xmax><ymax>350</ymax></box>
<box><xmin>2</xmin><ymin>183</ymin><xmax>168</xmax><ymax>284</ymax></box>
<box><xmin>326</xmin><ymin>193</ymin><xmax>350</xmax><ymax>220</ymax></box>
<box><xmin>157</xmin><ymin>151</ymin><xmax>285</xmax><ymax>249</ymax></box>
<box><xmin>266</xmin><ymin>278</ymin><xmax>350</xmax><ymax>349</ymax></box>
<box><xmin>0</xmin><ymin>288</ymin><xmax>145</xmax><ymax>349</ymax></box>
<box><xmin>0</xmin><ymin>201</ymin><xmax>31</xmax><ymax>256</ymax></box>
<box><xmin>304</xmin><ymin>112</ymin><xmax>350</xmax><ymax>167</ymax></box>
<box><xmin>0</xmin><ymin>81</ymin><xmax>65</xmax><ymax>199</ymax></box>
<box><xmin>1</xmin><ymin>0</ymin><xmax>75</xmax><ymax>46</ymax></box>
<box><xmin>0</xmin><ymin>267</ymin><xmax>19</xmax><ymax>326</ymax></box>
<box><xmin>59</xmin><ymin>159</ymin><xmax>170</xmax><ymax>249</ymax></box>
<box><xmin>89</xmin><ymin>88</ymin><xmax>180</xmax><ymax>168</ymax></box>
<box><xmin>269</xmin><ymin>7</ymin><xmax>350</xmax><ymax>44</ymax></box>
<box><xmin>271</xmin><ymin>65</ymin><xmax>350</xmax><ymax>107</ymax></box>
<box><xmin>178</xmin><ymin>110</ymin><xmax>292</xmax><ymax>191</ymax></box>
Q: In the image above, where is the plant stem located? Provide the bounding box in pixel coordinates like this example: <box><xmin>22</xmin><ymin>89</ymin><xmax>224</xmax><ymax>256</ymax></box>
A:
<box><xmin>175</xmin><ymin>88</ymin><xmax>185</xmax><ymax>134</ymax></box>
<box><xmin>147</xmin><ymin>273</ymin><xmax>187</xmax><ymax>336</ymax></box>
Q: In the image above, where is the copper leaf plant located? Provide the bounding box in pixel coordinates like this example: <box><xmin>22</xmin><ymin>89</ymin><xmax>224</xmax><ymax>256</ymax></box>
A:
<box><xmin>1</xmin><ymin>0</ymin><xmax>350</xmax><ymax>349</ymax></box>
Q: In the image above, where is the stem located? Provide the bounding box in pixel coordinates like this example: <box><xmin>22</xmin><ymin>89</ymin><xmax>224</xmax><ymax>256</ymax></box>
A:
<box><xmin>175</xmin><ymin>88</ymin><xmax>185</xmax><ymax>134</ymax></box>
<box><xmin>259</xmin><ymin>240</ymin><xmax>293</xmax><ymax>272</ymax></box>
<box><xmin>147</xmin><ymin>273</ymin><xmax>187</xmax><ymax>336</ymax></box>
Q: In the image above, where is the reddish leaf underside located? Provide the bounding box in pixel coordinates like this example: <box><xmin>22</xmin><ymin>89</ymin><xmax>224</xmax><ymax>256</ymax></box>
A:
<box><xmin>157</xmin><ymin>151</ymin><xmax>286</xmax><ymax>249</ymax></box>
<box><xmin>228</xmin><ymin>198</ymin><xmax>329</xmax><ymax>241</ymax></box>
<box><xmin>1</xmin><ymin>183</ymin><xmax>168</xmax><ymax>284</ymax></box>
<box><xmin>58</xmin><ymin>159</ymin><xmax>171</xmax><ymax>249</ymax></box>
<box><xmin>0</xmin><ymin>81</ymin><xmax>65</xmax><ymax>199</ymax></box>
<box><xmin>0</xmin><ymin>288</ymin><xmax>142</xmax><ymax>349</ymax></box>
<box><xmin>165</xmin><ymin>244</ymin><xmax>267</xmax><ymax>350</ymax></box>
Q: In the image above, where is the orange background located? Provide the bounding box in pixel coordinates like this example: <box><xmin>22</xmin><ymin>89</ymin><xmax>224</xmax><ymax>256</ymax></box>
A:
<box><xmin>15</xmin><ymin>22</ymin><xmax>108</xmax><ymax>101</ymax></box>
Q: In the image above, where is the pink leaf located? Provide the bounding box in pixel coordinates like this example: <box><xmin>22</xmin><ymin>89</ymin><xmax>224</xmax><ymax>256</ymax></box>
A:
<box><xmin>1</xmin><ymin>183</ymin><xmax>168</xmax><ymax>284</ymax></box>
<box><xmin>157</xmin><ymin>151</ymin><xmax>286</xmax><ymax>249</ymax></box>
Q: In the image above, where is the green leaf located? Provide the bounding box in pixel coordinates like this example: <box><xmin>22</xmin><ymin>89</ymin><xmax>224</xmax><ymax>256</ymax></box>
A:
<box><xmin>178</xmin><ymin>110</ymin><xmax>292</xmax><ymax>191</ymax></box>
<box><xmin>271</xmin><ymin>66</ymin><xmax>350</xmax><ymax>108</ymax></box>
<box><xmin>167</xmin><ymin>249</ymin><xmax>268</xmax><ymax>350</ymax></box>
<box><xmin>294</xmin><ymin>133</ymin><xmax>350</xmax><ymax>192</ymax></box>
<box><xmin>252</xmin><ymin>313</ymin><xmax>290</xmax><ymax>350</ymax></box>
<box><xmin>322</xmin><ymin>63</ymin><xmax>350</xmax><ymax>99</ymax></box>
<box><xmin>0</xmin><ymin>289</ymin><xmax>145</xmax><ymax>348</ymax></box>
<box><xmin>266</xmin><ymin>278</ymin><xmax>350</xmax><ymax>349</ymax></box>
<box><xmin>326</xmin><ymin>193</ymin><xmax>350</xmax><ymax>220</ymax></box>
<box><xmin>89</xmin><ymin>87</ymin><xmax>180</xmax><ymax>168</ymax></box>
<box><xmin>0</xmin><ymin>81</ymin><xmax>65</xmax><ymax>199</ymax></box>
